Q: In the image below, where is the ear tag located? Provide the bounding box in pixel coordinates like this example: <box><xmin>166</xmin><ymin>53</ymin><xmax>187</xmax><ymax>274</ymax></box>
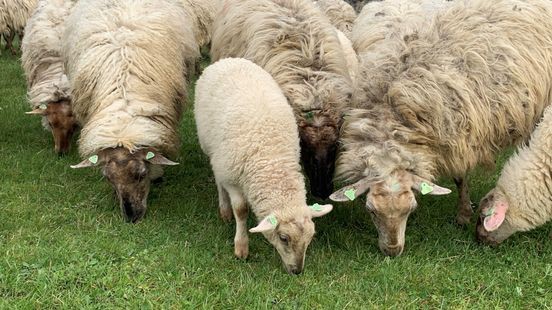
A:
<box><xmin>305</xmin><ymin>111</ymin><xmax>314</xmax><ymax>121</ymax></box>
<box><xmin>268</xmin><ymin>215</ymin><xmax>278</xmax><ymax>227</ymax></box>
<box><xmin>420</xmin><ymin>182</ymin><xmax>433</xmax><ymax>195</ymax></box>
<box><xmin>390</xmin><ymin>183</ymin><xmax>401</xmax><ymax>192</ymax></box>
<box><xmin>146</xmin><ymin>152</ymin><xmax>155</xmax><ymax>160</ymax></box>
<box><xmin>310</xmin><ymin>203</ymin><xmax>323</xmax><ymax>212</ymax></box>
<box><xmin>88</xmin><ymin>155</ymin><xmax>98</xmax><ymax>164</ymax></box>
<box><xmin>344</xmin><ymin>188</ymin><xmax>356</xmax><ymax>201</ymax></box>
<box><xmin>483</xmin><ymin>207</ymin><xmax>495</xmax><ymax>217</ymax></box>
<box><xmin>39</xmin><ymin>103</ymin><xmax>47</xmax><ymax>110</ymax></box>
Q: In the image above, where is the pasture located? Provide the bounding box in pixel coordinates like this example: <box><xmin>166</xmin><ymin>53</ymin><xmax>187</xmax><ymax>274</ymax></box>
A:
<box><xmin>1</xmin><ymin>49</ymin><xmax>551</xmax><ymax>308</ymax></box>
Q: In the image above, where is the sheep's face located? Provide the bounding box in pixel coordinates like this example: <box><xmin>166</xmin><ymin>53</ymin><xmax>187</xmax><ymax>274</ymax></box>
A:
<box><xmin>330</xmin><ymin>170</ymin><xmax>451</xmax><ymax>256</ymax></box>
<box><xmin>476</xmin><ymin>189</ymin><xmax>513</xmax><ymax>245</ymax></box>
<box><xmin>298</xmin><ymin>110</ymin><xmax>341</xmax><ymax>199</ymax></box>
<box><xmin>26</xmin><ymin>100</ymin><xmax>77</xmax><ymax>154</ymax></box>
<box><xmin>249</xmin><ymin>204</ymin><xmax>333</xmax><ymax>274</ymax></box>
<box><xmin>70</xmin><ymin>147</ymin><xmax>178</xmax><ymax>223</ymax></box>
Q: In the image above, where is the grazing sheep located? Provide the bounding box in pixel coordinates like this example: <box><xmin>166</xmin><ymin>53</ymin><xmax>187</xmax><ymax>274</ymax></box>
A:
<box><xmin>22</xmin><ymin>0</ymin><xmax>77</xmax><ymax>154</ymax></box>
<box><xmin>65</xmin><ymin>0</ymin><xmax>199</xmax><ymax>222</ymax></box>
<box><xmin>195</xmin><ymin>58</ymin><xmax>333</xmax><ymax>274</ymax></box>
<box><xmin>314</xmin><ymin>0</ymin><xmax>357</xmax><ymax>38</ymax></box>
<box><xmin>0</xmin><ymin>0</ymin><xmax>38</xmax><ymax>54</ymax></box>
<box><xmin>336</xmin><ymin>29</ymin><xmax>358</xmax><ymax>83</ymax></box>
<box><xmin>476</xmin><ymin>105</ymin><xmax>552</xmax><ymax>245</ymax></box>
<box><xmin>211</xmin><ymin>0</ymin><xmax>354</xmax><ymax>199</ymax></box>
<box><xmin>331</xmin><ymin>0</ymin><xmax>552</xmax><ymax>256</ymax></box>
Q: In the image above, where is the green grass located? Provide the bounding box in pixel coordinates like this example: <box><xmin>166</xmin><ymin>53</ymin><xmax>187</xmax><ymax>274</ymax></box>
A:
<box><xmin>1</xmin><ymin>50</ymin><xmax>551</xmax><ymax>309</ymax></box>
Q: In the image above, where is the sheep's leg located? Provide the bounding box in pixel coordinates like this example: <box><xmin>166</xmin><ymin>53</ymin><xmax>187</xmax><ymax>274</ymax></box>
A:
<box><xmin>217</xmin><ymin>182</ymin><xmax>233</xmax><ymax>222</ymax></box>
<box><xmin>454</xmin><ymin>176</ymin><xmax>473</xmax><ymax>225</ymax></box>
<box><xmin>227</xmin><ymin>186</ymin><xmax>248</xmax><ymax>259</ymax></box>
<box><xmin>6</xmin><ymin>31</ymin><xmax>16</xmax><ymax>55</ymax></box>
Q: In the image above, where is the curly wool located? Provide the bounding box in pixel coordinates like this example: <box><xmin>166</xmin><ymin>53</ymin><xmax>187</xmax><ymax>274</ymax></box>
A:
<box><xmin>211</xmin><ymin>0</ymin><xmax>352</xmax><ymax>118</ymax></box>
<box><xmin>63</xmin><ymin>0</ymin><xmax>199</xmax><ymax>158</ymax></box>
<box><xmin>337</xmin><ymin>0</ymin><xmax>552</xmax><ymax>184</ymax></box>
<box><xmin>21</xmin><ymin>0</ymin><xmax>76</xmax><ymax>110</ymax></box>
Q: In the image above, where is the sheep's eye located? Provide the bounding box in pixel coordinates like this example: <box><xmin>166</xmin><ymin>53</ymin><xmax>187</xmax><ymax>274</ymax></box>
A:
<box><xmin>279</xmin><ymin>234</ymin><xmax>289</xmax><ymax>244</ymax></box>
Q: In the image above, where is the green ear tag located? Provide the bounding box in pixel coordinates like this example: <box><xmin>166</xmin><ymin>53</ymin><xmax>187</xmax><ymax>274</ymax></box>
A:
<box><xmin>305</xmin><ymin>111</ymin><xmax>314</xmax><ymax>121</ymax></box>
<box><xmin>39</xmin><ymin>103</ymin><xmax>47</xmax><ymax>110</ymax></box>
<box><xmin>344</xmin><ymin>188</ymin><xmax>356</xmax><ymax>201</ymax></box>
<box><xmin>88</xmin><ymin>155</ymin><xmax>98</xmax><ymax>164</ymax></box>
<box><xmin>420</xmin><ymin>182</ymin><xmax>433</xmax><ymax>195</ymax></box>
<box><xmin>310</xmin><ymin>203</ymin><xmax>323</xmax><ymax>212</ymax></box>
<box><xmin>483</xmin><ymin>207</ymin><xmax>495</xmax><ymax>217</ymax></box>
<box><xmin>268</xmin><ymin>215</ymin><xmax>278</xmax><ymax>226</ymax></box>
<box><xmin>146</xmin><ymin>152</ymin><xmax>155</xmax><ymax>160</ymax></box>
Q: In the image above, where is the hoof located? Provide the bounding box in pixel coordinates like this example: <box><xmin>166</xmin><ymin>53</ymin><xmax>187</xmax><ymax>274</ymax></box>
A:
<box><xmin>234</xmin><ymin>241</ymin><xmax>249</xmax><ymax>259</ymax></box>
<box><xmin>455</xmin><ymin>214</ymin><xmax>472</xmax><ymax>226</ymax></box>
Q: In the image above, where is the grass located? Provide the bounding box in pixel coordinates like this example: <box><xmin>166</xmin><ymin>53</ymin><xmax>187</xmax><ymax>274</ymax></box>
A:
<box><xmin>1</xmin><ymin>48</ymin><xmax>551</xmax><ymax>309</ymax></box>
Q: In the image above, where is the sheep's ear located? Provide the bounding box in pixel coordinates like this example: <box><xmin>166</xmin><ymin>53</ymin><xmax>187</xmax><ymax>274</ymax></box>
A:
<box><xmin>412</xmin><ymin>176</ymin><xmax>451</xmax><ymax>195</ymax></box>
<box><xmin>144</xmin><ymin>151</ymin><xmax>179</xmax><ymax>166</ymax></box>
<box><xmin>249</xmin><ymin>214</ymin><xmax>278</xmax><ymax>233</ymax></box>
<box><xmin>330</xmin><ymin>177</ymin><xmax>375</xmax><ymax>202</ymax></box>
<box><xmin>26</xmin><ymin>104</ymin><xmax>48</xmax><ymax>115</ymax></box>
<box><xmin>70</xmin><ymin>155</ymin><xmax>100</xmax><ymax>169</ymax></box>
<box><xmin>483</xmin><ymin>201</ymin><xmax>508</xmax><ymax>232</ymax></box>
<box><xmin>308</xmin><ymin>204</ymin><xmax>333</xmax><ymax>218</ymax></box>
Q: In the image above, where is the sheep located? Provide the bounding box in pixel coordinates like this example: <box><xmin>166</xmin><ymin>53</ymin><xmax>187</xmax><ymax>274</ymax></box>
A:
<box><xmin>476</xmin><ymin>105</ymin><xmax>552</xmax><ymax>245</ymax></box>
<box><xmin>336</xmin><ymin>29</ymin><xmax>358</xmax><ymax>83</ymax></box>
<box><xmin>211</xmin><ymin>0</ymin><xmax>354</xmax><ymax>199</ymax></box>
<box><xmin>314</xmin><ymin>0</ymin><xmax>357</xmax><ymax>38</ymax></box>
<box><xmin>0</xmin><ymin>0</ymin><xmax>38</xmax><ymax>54</ymax></box>
<box><xmin>195</xmin><ymin>58</ymin><xmax>333</xmax><ymax>274</ymax></box>
<box><xmin>330</xmin><ymin>0</ymin><xmax>552</xmax><ymax>256</ymax></box>
<box><xmin>21</xmin><ymin>0</ymin><xmax>77</xmax><ymax>154</ymax></box>
<box><xmin>64</xmin><ymin>0</ymin><xmax>199</xmax><ymax>222</ymax></box>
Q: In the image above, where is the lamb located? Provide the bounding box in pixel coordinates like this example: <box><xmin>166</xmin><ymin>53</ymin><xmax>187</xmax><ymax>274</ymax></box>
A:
<box><xmin>330</xmin><ymin>0</ymin><xmax>552</xmax><ymax>256</ymax></box>
<box><xmin>64</xmin><ymin>0</ymin><xmax>199</xmax><ymax>222</ymax></box>
<box><xmin>211</xmin><ymin>0</ymin><xmax>354</xmax><ymax>199</ymax></box>
<box><xmin>476</xmin><ymin>105</ymin><xmax>552</xmax><ymax>245</ymax></box>
<box><xmin>0</xmin><ymin>0</ymin><xmax>38</xmax><ymax>54</ymax></box>
<box><xmin>21</xmin><ymin>0</ymin><xmax>77</xmax><ymax>154</ymax></box>
<box><xmin>195</xmin><ymin>58</ymin><xmax>333</xmax><ymax>274</ymax></box>
<box><xmin>314</xmin><ymin>0</ymin><xmax>357</xmax><ymax>38</ymax></box>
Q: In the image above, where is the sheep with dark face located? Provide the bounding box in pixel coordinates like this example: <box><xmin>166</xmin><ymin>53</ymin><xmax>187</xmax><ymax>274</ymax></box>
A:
<box><xmin>64</xmin><ymin>0</ymin><xmax>199</xmax><ymax>222</ymax></box>
<box><xmin>22</xmin><ymin>0</ymin><xmax>78</xmax><ymax>154</ymax></box>
<box><xmin>331</xmin><ymin>0</ymin><xmax>552</xmax><ymax>256</ymax></box>
<box><xmin>211</xmin><ymin>0</ymin><xmax>354</xmax><ymax>199</ymax></box>
<box><xmin>476</xmin><ymin>105</ymin><xmax>552</xmax><ymax>245</ymax></box>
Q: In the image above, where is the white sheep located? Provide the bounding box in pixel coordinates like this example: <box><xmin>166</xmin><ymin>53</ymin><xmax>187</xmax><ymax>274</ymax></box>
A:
<box><xmin>65</xmin><ymin>0</ymin><xmax>199</xmax><ymax>222</ymax></box>
<box><xmin>476</xmin><ymin>105</ymin><xmax>552</xmax><ymax>245</ymax></box>
<box><xmin>0</xmin><ymin>0</ymin><xmax>38</xmax><ymax>54</ymax></box>
<box><xmin>21</xmin><ymin>0</ymin><xmax>77</xmax><ymax>154</ymax></box>
<box><xmin>335</xmin><ymin>28</ymin><xmax>358</xmax><ymax>83</ymax></box>
<box><xmin>195</xmin><ymin>58</ymin><xmax>333</xmax><ymax>274</ymax></box>
<box><xmin>314</xmin><ymin>0</ymin><xmax>357</xmax><ymax>38</ymax></box>
<box><xmin>331</xmin><ymin>0</ymin><xmax>552</xmax><ymax>256</ymax></box>
<box><xmin>211</xmin><ymin>0</ymin><xmax>354</xmax><ymax>200</ymax></box>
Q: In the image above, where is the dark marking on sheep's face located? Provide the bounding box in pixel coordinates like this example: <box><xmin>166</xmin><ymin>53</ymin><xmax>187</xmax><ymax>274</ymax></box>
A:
<box><xmin>101</xmin><ymin>148</ymin><xmax>152</xmax><ymax>223</ymax></box>
<box><xmin>298</xmin><ymin>111</ymin><xmax>340</xmax><ymax>199</ymax></box>
<box><xmin>27</xmin><ymin>100</ymin><xmax>77</xmax><ymax>154</ymax></box>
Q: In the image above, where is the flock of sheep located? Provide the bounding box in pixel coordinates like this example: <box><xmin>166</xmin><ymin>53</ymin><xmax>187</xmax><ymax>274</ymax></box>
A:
<box><xmin>3</xmin><ymin>0</ymin><xmax>552</xmax><ymax>274</ymax></box>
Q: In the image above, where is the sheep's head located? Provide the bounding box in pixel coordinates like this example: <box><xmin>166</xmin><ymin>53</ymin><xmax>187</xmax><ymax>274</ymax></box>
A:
<box><xmin>330</xmin><ymin>170</ymin><xmax>451</xmax><ymax>256</ymax></box>
<box><xmin>249</xmin><ymin>204</ymin><xmax>333</xmax><ymax>274</ymax></box>
<box><xmin>26</xmin><ymin>100</ymin><xmax>77</xmax><ymax>154</ymax></box>
<box><xmin>290</xmin><ymin>78</ymin><xmax>351</xmax><ymax>199</ymax></box>
<box><xmin>476</xmin><ymin>189</ymin><xmax>513</xmax><ymax>245</ymax></box>
<box><xmin>71</xmin><ymin>147</ymin><xmax>178</xmax><ymax>223</ymax></box>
